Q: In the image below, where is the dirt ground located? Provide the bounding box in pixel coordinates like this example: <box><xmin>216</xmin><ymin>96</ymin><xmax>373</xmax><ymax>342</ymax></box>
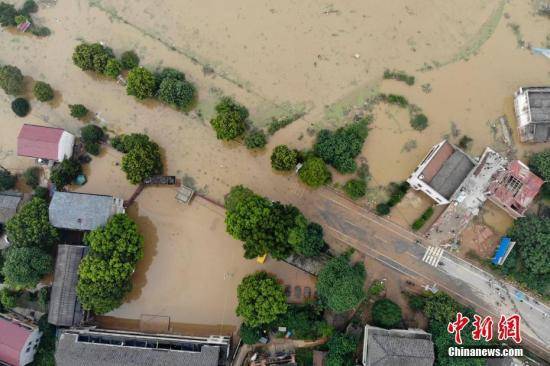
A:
<box><xmin>1</xmin><ymin>0</ymin><xmax>549</xmax><ymax>334</ymax></box>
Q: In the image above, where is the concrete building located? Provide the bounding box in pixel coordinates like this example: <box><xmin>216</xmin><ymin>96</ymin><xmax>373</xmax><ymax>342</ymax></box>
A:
<box><xmin>0</xmin><ymin>313</ymin><xmax>42</xmax><ymax>366</ymax></box>
<box><xmin>514</xmin><ymin>87</ymin><xmax>550</xmax><ymax>143</ymax></box>
<box><xmin>362</xmin><ymin>326</ymin><xmax>434</xmax><ymax>366</ymax></box>
<box><xmin>407</xmin><ymin>140</ymin><xmax>475</xmax><ymax>205</ymax></box>
<box><xmin>17</xmin><ymin>124</ymin><xmax>75</xmax><ymax>162</ymax></box>
<box><xmin>0</xmin><ymin>193</ymin><xmax>22</xmax><ymax>224</ymax></box>
<box><xmin>48</xmin><ymin>245</ymin><xmax>88</xmax><ymax>327</ymax></box>
<box><xmin>55</xmin><ymin>328</ymin><xmax>230</xmax><ymax>366</ymax></box>
<box><xmin>49</xmin><ymin>192</ymin><xmax>124</xmax><ymax>231</ymax></box>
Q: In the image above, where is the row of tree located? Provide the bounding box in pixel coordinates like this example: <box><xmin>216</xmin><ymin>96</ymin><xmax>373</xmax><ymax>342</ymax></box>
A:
<box><xmin>72</xmin><ymin>43</ymin><xmax>196</xmax><ymax>110</ymax></box>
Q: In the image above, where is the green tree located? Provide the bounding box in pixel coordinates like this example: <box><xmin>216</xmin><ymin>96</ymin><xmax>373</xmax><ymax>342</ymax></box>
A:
<box><xmin>244</xmin><ymin>130</ymin><xmax>267</xmax><ymax>149</ymax></box>
<box><xmin>371</xmin><ymin>299</ymin><xmax>402</xmax><ymax>329</ymax></box>
<box><xmin>104</xmin><ymin>58</ymin><xmax>122</xmax><ymax>79</ymax></box>
<box><xmin>271</xmin><ymin>145</ymin><xmax>298</xmax><ymax>171</ymax></box>
<box><xmin>23</xmin><ymin>167</ymin><xmax>40</xmax><ymax>188</ymax></box>
<box><xmin>3</xmin><ymin>247</ymin><xmax>52</xmax><ymax>288</ymax></box>
<box><xmin>11</xmin><ymin>97</ymin><xmax>30</xmax><ymax>117</ymax></box>
<box><xmin>21</xmin><ymin>0</ymin><xmax>38</xmax><ymax>14</ymax></box>
<box><xmin>288</xmin><ymin>214</ymin><xmax>325</xmax><ymax>257</ymax></box>
<box><xmin>210</xmin><ymin>97</ymin><xmax>248</xmax><ymax>140</ymax></box>
<box><xmin>157</xmin><ymin>77</ymin><xmax>195</xmax><ymax>110</ymax></box>
<box><xmin>236</xmin><ymin>271</ymin><xmax>288</xmax><ymax>327</ymax></box>
<box><xmin>121</xmin><ymin>138</ymin><xmax>163</xmax><ymax>184</ymax></box>
<box><xmin>126</xmin><ymin>67</ymin><xmax>157</xmax><ymax>100</ymax></box>
<box><xmin>529</xmin><ymin>149</ymin><xmax>550</xmax><ymax>199</ymax></box>
<box><xmin>77</xmin><ymin>214</ymin><xmax>143</xmax><ymax>314</ymax></box>
<box><xmin>0</xmin><ymin>169</ymin><xmax>16</xmax><ymax>191</ymax></box>
<box><xmin>5</xmin><ymin>197</ymin><xmax>58</xmax><ymax>250</ymax></box>
<box><xmin>239</xmin><ymin>324</ymin><xmax>260</xmax><ymax>345</ymax></box>
<box><xmin>0</xmin><ymin>288</ymin><xmax>17</xmax><ymax>309</ymax></box>
<box><xmin>72</xmin><ymin>43</ymin><xmax>112</xmax><ymax>72</ymax></box>
<box><xmin>314</xmin><ymin>119</ymin><xmax>369</xmax><ymax>174</ymax></box>
<box><xmin>410</xmin><ymin>113</ymin><xmax>428</xmax><ymax>131</ymax></box>
<box><xmin>343</xmin><ymin>179</ymin><xmax>366</xmax><ymax>200</ymax></box>
<box><xmin>326</xmin><ymin>333</ymin><xmax>356</xmax><ymax>366</ymax></box>
<box><xmin>158</xmin><ymin>67</ymin><xmax>185</xmax><ymax>82</ymax></box>
<box><xmin>50</xmin><ymin>158</ymin><xmax>82</xmax><ymax>189</ymax></box>
<box><xmin>0</xmin><ymin>2</ymin><xmax>17</xmax><ymax>27</ymax></box>
<box><xmin>33</xmin><ymin>81</ymin><xmax>54</xmax><ymax>102</ymax></box>
<box><xmin>317</xmin><ymin>254</ymin><xmax>366</xmax><ymax>312</ymax></box>
<box><xmin>376</xmin><ymin>203</ymin><xmax>390</xmax><ymax>216</ymax></box>
<box><xmin>69</xmin><ymin>104</ymin><xmax>88</xmax><ymax>119</ymax></box>
<box><xmin>277</xmin><ymin>304</ymin><xmax>333</xmax><ymax>340</ymax></box>
<box><xmin>299</xmin><ymin>156</ymin><xmax>331</xmax><ymax>187</ymax></box>
<box><xmin>0</xmin><ymin>65</ymin><xmax>24</xmax><ymax>95</ymax></box>
<box><xmin>32</xmin><ymin>315</ymin><xmax>57</xmax><ymax>366</ymax></box>
<box><xmin>120</xmin><ymin>50</ymin><xmax>140</xmax><ymax>70</ymax></box>
<box><xmin>81</xmin><ymin>124</ymin><xmax>104</xmax><ymax>144</ymax></box>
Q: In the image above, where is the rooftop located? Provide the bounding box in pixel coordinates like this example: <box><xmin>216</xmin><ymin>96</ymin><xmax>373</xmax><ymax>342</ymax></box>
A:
<box><xmin>55</xmin><ymin>330</ymin><xmax>227</xmax><ymax>366</ymax></box>
<box><xmin>0</xmin><ymin>314</ymin><xmax>35</xmax><ymax>366</ymax></box>
<box><xmin>363</xmin><ymin>326</ymin><xmax>434</xmax><ymax>366</ymax></box>
<box><xmin>0</xmin><ymin>193</ymin><xmax>23</xmax><ymax>223</ymax></box>
<box><xmin>527</xmin><ymin>88</ymin><xmax>550</xmax><ymax>124</ymax></box>
<box><xmin>48</xmin><ymin>245</ymin><xmax>88</xmax><ymax>327</ymax></box>
<box><xmin>49</xmin><ymin>192</ymin><xmax>124</xmax><ymax>231</ymax></box>
<box><xmin>17</xmin><ymin>124</ymin><xmax>65</xmax><ymax>161</ymax></box>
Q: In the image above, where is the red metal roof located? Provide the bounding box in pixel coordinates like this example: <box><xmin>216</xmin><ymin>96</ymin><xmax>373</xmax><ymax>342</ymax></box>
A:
<box><xmin>0</xmin><ymin>316</ymin><xmax>32</xmax><ymax>366</ymax></box>
<box><xmin>17</xmin><ymin>124</ymin><xmax>64</xmax><ymax>160</ymax></box>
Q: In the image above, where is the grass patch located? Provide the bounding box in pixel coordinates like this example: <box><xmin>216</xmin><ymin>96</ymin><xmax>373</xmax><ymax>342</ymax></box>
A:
<box><xmin>380</xmin><ymin>93</ymin><xmax>409</xmax><ymax>107</ymax></box>
<box><xmin>410</xmin><ymin>113</ymin><xmax>428</xmax><ymax>131</ymax></box>
<box><xmin>267</xmin><ymin>111</ymin><xmax>305</xmax><ymax>135</ymax></box>
<box><xmin>383</xmin><ymin>69</ymin><xmax>415</xmax><ymax>85</ymax></box>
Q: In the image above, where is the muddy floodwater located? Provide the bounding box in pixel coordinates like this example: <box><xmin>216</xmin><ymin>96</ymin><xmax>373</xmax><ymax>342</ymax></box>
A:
<box><xmin>0</xmin><ymin>0</ymin><xmax>549</xmax><ymax>331</ymax></box>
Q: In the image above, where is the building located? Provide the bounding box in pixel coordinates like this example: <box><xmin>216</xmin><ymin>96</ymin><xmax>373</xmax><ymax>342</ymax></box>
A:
<box><xmin>49</xmin><ymin>192</ymin><xmax>124</xmax><ymax>231</ymax></box>
<box><xmin>0</xmin><ymin>313</ymin><xmax>42</xmax><ymax>366</ymax></box>
<box><xmin>48</xmin><ymin>245</ymin><xmax>88</xmax><ymax>327</ymax></box>
<box><xmin>362</xmin><ymin>326</ymin><xmax>434</xmax><ymax>366</ymax></box>
<box><xmin>55</xmin><ymin>328</ymin><xmax>230</xmax><ymax>366</ymax></box>
<box><xmin>407</xmin><ymin>140</ymin><xmax>475</xmax><ymax>205</ymax></box>
<box><xmin>487</xmin><ymin>160</ymin><xmax>544</xmax><ymax>219</ymax></box>
<box><xmin>0</xmin><ymin>193</ymin><xmax>22</xmax><ymax>224</ymax></box>
<box><xmin>17</xmin><ymin>124</ymin><xmax>75</xmax><ymax>162</ymax></box>
<box><xmin>514</xmin><ymin>87</ymin><xmax>550</xmax><ymax>143</ymax></box>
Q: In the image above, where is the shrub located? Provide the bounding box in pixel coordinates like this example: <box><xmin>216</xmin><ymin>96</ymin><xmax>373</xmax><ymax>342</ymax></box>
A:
<box><xmin>29</xmin><ymin>26</ymin><xmax>50</xmax><ymax>37</ymax></box>
<box><xmin>120</xmin><ymin>135</ymin><xmax>163</xmax><ymax>184</ymax></box>
<box><xmin>11</xmin><ymin>98</ymin><xmax>30</xmax><ymax>117</ymax></box>
<box><xmin>376</xmin><ymin>203</ymin><xmax>390</xmax><ymax>216</ymax></box>
<box><xmin>33</xmin><ymin>81</ymin><xmax>54</xmax><ymax>102</ymax></box>
<box><xmin>368</xmin><ymin>281</ymin><xmax>385</xmax><ymax>297</ymax></box>
<box><xmin>410</xmin><ymin>113</ymin><xmax>428</xmax><ymax>131</ymax></box>
<box><xmin>37</xmin><ymin>287</ymin><xmax>49</xmax><ymax>311</ymax></box>
<box><xmin>0</xmin><ymin>2</ymin><xmax>17</xmax><ymax>27</ymax></box>
<box><xmin>458</xmin><ymin>135</ymin><xmax>473</xmax><ymax>150</ymax></box>
<box><xmin>383</xmin><ymin>69</ymin><xmax>415</xmax><ymax>85</ymax></box>
<box><xmin>271</xmin><ymin>145</ymin><xmax>298</xmax><ymax>171</ymax></box>
<box><xmin>411</xmin><ymin>207</ymin><xmax>434</xmax><ymax>231</ymax></box>
<box><xmin>5</xmin><ymin>197</ymin><xmax>58</xmax><ymax>249</ymax></box>
<box><xmin>120</xmin><ymin>50</ymin><xmax>140</xmax><ymax>70</ymax></box>
<box><xmin>343</xmin><ymin>179</ymin><xmax>366</xmax><ymax>200</ymax></box>
<box><xmin>0</xmin><ymin>65</ymin><xmax>24</xmax><ymax>95</ymax></box>
<box><xmin>244</xmin><ymin>130</ymin><xmax>267</xmax><ymax>149</ymax></box>
<box><xmin>210</xmin><ymin>97</ymin><xmax>249</xmax><ymax>140</ymax></box>
<box><xmin>157</xmin><ymin>77</ymin><xmax>195</xmax><ymax>110</ymax></box>
<box><xmin>0</xmin><ymin>289</ymin><xmax>17</xmax><ymax>309</ymax></box>
<box><xmin>110</xmin><ymin>136</ymin><xmax>125</xmax><ymax>152</ymax></box>
<box><xmin>69</xmin><ymin>104</ymin><xmax>88</xmax><ymax>119</ymax></box>
<box><xmin>239</xmin><ymin>324</ymin><xmax>260</xmax><ymax>345</ymax></box>
<box><xmin>81</xmin><ymin>124</ymin><xmax>104</xmax><ymax>144</ymax></box>
<box><xmin>50</xmin><ymin>158</ymin><xmax>82</xmax><ymax>189</ymax></box>
<box><xmin>298</xmin><ymin>156</ymin><xmax>331</xmax><ymax>187</ymax></box>
<box><xmin>386</xmin><ymin>182</ymin><xmax>409</xmax><ymax>207</ymax></box>
<box><xmin>126</xmin><ymin>67</ymin><xmax>157</xmax><ymax>100</ymax></box>
<box><xmin>381</xmin><ymin>93</ymin><xmax>408</xmax><ymax>107</ymax></box>
<box><xmin>158</xmin><ymin>67</ymin><xmax>185</xmax><ymax>82</ymax></box>
<box><xmin>21</xmin><ymin>0</ymin><xmax>38</xmax><ymax>14</ymax></box>
<box><xmin>408</xmin><ymin>294</ymin><xmax>426</xmax><ymax>311</ymax></box>
<box><xmin>33</xmin><ymin>186</ymin><xmax>49</xmax><ymax>201</ymax></box>
<box><xmin>84</xmin><ymin>142</ymin><xmax>100</xmax><ymax>156</ymax></box>
<box><xmin>3</xmin><ymin>246</ymin><xmax>52</xmax><ymax>288</ymax></box>
<box><xmin>0</xmin><ymin>169</ymin><xmax>16</xmax><ymax>191</ymax></box>
<box><xmin>326</xmin><ymin>333</ymin><xmax>357</xmax><ymax>365</ymax></box>
<box><xmin>372</xmin><ymin>299</ymin><xmax>402</xmax><ymax>329</ymax></box>
<box><xmin>14</xmin><ymin>15</ymin><xmax>29</xmax><ymax>25</ymax></box>
<box><xmin>104</xmin><ymin>58</ymin><xmax>122</xmax><ymax>79</ymax></box>
<box><xmin>72</xmin><ymin>43</ymin><xmax>109</xmax><ymax>72</ymax></box>
<box><xmin>267</xmin><ymin>112</ymin><xmax>304</xmax><ymax>135</ymax></box>
<box><xmin>23</xmin><ymin>167</ymin><xmax>40</xmax><ymax>188</ymax></box>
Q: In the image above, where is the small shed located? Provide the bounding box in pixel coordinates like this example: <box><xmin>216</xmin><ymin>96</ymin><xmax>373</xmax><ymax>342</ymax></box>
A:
<box><xmin>0</xmin><ymin>193</ymin><xmax>23</xmax><ymax>223</ymax></box>
<box><xmin>48</xmin><ymin>245</ymin><xmax>88</xmax><ymax>327</ymax></box>
<box><xmin>17</xmin><ymin>124</ymin><xmax>75</xmax><ymax>162</ymax></box>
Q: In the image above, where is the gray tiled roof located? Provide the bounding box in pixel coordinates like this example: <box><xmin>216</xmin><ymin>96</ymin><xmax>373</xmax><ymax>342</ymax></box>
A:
<box><xmin>429</xmin><ymin>151</ymin><xmax>474</xmax><ymax>199</ymax></box>
<box><xmin>364</xmin><ymin>326</ymin><xmax>435</xmax><ymax>366</ymax></box>
<box><xmin>0</xmin><ymin>193</ymin><xmax>22</xmax><ymax>223</ymax></box>
<box><xmin>49</xmin><ymin>192</ymin><xmax>124</xmax><ymax>231</ymax></box>
<box><xmin>55</xmin><ymin>332</ymin><xmax>221</xmax><ymax>366</ymax></box>
<box><xmin>48</xmin><ymin>245</ymin><xmax>87</xmax><ymax>327</ymax></box>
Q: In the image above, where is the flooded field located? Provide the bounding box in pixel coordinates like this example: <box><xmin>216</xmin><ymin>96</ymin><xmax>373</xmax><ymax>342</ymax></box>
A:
<box><xmin>0</xmin><ymin>0</ymin><xmax>549</xmax><ymax>332</ymax></box>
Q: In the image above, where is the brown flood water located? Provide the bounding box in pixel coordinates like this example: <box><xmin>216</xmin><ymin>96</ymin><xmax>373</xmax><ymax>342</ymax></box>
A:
<box><xmin>0</xmin><ymin>0</ymin><xmax>549</xmax><ymax>329</ymax></box>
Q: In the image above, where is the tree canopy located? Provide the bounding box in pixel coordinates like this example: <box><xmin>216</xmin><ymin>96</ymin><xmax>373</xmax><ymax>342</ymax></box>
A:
<box><xmin>270</xmin><ymin>145</ymin><xmax>298</xmax><ymax>171</ymax></box>
<box><xmin>210</xmin><ymin>97</ymin><xmax>248</xmax><ymax>140</ymax></box>
<box><xmin>72</xmin><ymin>43</ymin><xmax>113</xmax><ymax>72</ymax></box>
<box><xmin>529</xmin><ymin>149</ymin><xmax>550</xmax><ymax>199</ymax></box>
<box><xmin>2</xmin><ymin>247</ymin><xmax>52</xmax><ymax>288</ymax></box>
<box><xmin>317</xmin><ymin>254</ymin><xmax>366</xmax><ymax>312</ymax></box>
<box><xmin>0</xmin><ymin>2</ymin><xmax>17</xmax><ymax>27</ymax></box>
<box><xmin>343</xmin><ymin>179</ymin><xmax>366</xmax><ymax>200</ymax></box>
<box><xmin>244</xmin><ymin>130</ymin><xmax>267</xmax><ymax>149</ymax></box>
<box><xmin>0</xmin><ymin>65</ymin><xmax>24</xmax><ymax>95</ymax></box>
<box><xmin>33</xmin><ymin>81</ymin><xmax>54</xmax><ymax>102</ymax></box>
<box><xmin>120</xmin><ymin>134</ymin><xmax>163</xmax><ymax>184</ymax></box>
<box><xmin>314</xmin><ymin>119</ymin><xmax>369</xmax><ymax>174</ymax></box>
<box><xmin>371</xmin><ymin>298</ymin><xmax>402</xmax><ymax>329</ymax></box>
<box><xmin>298</xmin><ymin>156</ymin><xmax>331</xmax><ymax>187</ymax></box>
<box><xmin>288</xmin><ymin>214</ymin><xmax>325</xmax><ymax>257</ymax></box>
<box><xmin>11</xmin><ymin>97</ymin><xmax>30</xmax><ymax>117</ymax></box>
<box><xmin>50</xmin><ymin>158</ymin><xmax>82</xmax><ymax>189</ymax></box>
<box><xmin>126</xmin><ymin>67</ymin><xmax>157</xmax><ymax>100</ymax></box>
<box><xmin>77</xmin><ymin>214</ymin><xmax>143</xmax><ymax>314</ymax></box>
<box><xmin>157</xmin><ymin>77</ymin><xmax>195</xmax><ymax>110</ymax></box>
<box><xmin>120</xmin><ymin>50</ymin><xmax>140</xmax><ymax>70</ymax></box>
<box><xmin>325</xmin><ymin>333</ymin><xmax>357</xmax><ymax>366</ymax></box>
<box><xmin>69</xmin><ymin>104</ymin><xmax>88</xmax><ymax>119</ymax></box>
<box><xmin>236</xmin><ymin>271</ymin><xmax>287</xmax><ymax>327</ymax></box>
<box><xmin>0</xmin><ymin>169</ymin><xmax>16</xmax><ymax>191</ymax></box>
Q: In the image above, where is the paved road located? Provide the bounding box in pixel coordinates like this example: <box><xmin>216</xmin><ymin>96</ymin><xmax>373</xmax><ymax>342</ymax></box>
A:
<box><xmin>291</xmin><ymin>187</ymin><xmax>550</xmax><ymax>360</ymax></box>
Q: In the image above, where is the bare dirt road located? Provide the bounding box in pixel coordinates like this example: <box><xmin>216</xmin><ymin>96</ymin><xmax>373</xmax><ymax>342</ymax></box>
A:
<box><xmin>291</xmin><ymin>187</ymin><xmax>550</xmax><ymax>360</ymax></box>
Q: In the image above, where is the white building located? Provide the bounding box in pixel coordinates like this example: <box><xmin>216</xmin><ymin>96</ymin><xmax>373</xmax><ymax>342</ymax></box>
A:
<box><xmin>514</xmin><ymin>87</ymin><xmax>550</xmax><ymax>143</ymax></box>
<box><xmin>0</xmin><ymin>313</ymin><xmax>42</xmax><ymax>366</ymax></box>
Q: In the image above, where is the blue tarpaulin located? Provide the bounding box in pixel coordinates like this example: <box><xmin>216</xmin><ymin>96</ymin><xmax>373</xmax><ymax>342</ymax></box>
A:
<box><xmin>492</xmin><ymin>237</ymin><xmax>512</xmax><ymax>265</ymax></box>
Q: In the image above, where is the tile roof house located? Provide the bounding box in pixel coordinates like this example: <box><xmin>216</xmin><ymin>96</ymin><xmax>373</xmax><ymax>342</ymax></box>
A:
<box><xmin>49</xmin><ymin>192</ymin><xmax>125</xmax><ymax>231</ymax></box>
<box><xmin>514</xmin><ymin>87</ymin><xmax>550</xmax><ymax>143</ymax></box>
<box><xmin>55</xmin><ymin>329</ymin><xmax>230</xmax><ymax>366</ymax></box>
<box><xmin>17</xmin><ymin>124</ymin><xmax>75</xmax><ymax>162</ymax></box>
<box><xmin>362</xmin><ymin>326</ymin><xmax>434</xmax><ymax>366</ymax></box>
<box><xmin>0</xmin><ymin>193</ymin><xmax>23</xmax><ymax>223</ymax></box>
<box><xmin>48</xmin><ymin>245</ymin><xmax>88</xmax><ymax>327</ymax></box>
<box><xmin>0</xmin><ymin>313</ymin><xmax>42</xmax><ymax>366</ymax></box>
